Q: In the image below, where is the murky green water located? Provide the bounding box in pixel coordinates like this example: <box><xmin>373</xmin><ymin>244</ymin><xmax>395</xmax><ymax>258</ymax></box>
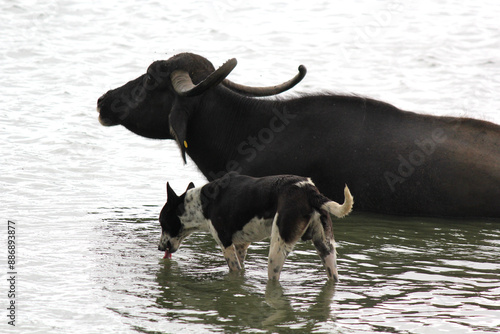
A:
<box><xmin>2</xmin><ymin>0</ymin><xmax>500</xmax><ymax>333</ymax></box>
<box><xmin>88</xmin><ymin>213</ymin><xmax>499</xmax><ymax>333</ymax></box>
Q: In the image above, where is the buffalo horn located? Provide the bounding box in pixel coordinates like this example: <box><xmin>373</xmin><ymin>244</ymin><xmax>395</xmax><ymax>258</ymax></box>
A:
<box><xmin>171</xmin><ymin>58</ymin><xmax>238</xmax><ymax>97</ymax></box>
<box><xmin>222</xmin><ymin>65</ymin><xmax>307</xmax><ymax>97</ymax></box>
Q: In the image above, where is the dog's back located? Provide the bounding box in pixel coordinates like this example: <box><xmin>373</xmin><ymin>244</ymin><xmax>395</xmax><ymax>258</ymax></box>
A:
<box><xmin>199</xmin><ymin>172</ymin><xmax>352</xmax><ymax>243</ymax></box>
<box><xmin>201</xmin><ymin>172</ymin><xmax>352</xmax><ymax>224</ymax></box>
<box><xmin>199</xmin><ymin>173</ymin><xmax>309</xmax><ymax>230</ymax></box>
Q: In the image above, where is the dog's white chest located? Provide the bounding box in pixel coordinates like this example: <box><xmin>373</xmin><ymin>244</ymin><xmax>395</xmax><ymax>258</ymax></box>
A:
<box><xmin>232</xmin><ymin>216</ymin><xmax>273</xmax><ymax>244</ymax></box>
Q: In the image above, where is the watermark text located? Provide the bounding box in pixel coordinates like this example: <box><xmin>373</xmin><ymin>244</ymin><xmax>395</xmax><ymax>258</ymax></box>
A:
<box><xmin>6</xmin><ymin>220</ymin><xmax>17</xmax><ymax>327</ymax></box>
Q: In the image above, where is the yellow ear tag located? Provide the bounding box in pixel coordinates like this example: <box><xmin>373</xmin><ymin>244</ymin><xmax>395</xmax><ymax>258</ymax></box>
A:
<box><xmin>183</xmin><ymin>140</ymin><xmax>188</xmax><ymax>148</ymax></box>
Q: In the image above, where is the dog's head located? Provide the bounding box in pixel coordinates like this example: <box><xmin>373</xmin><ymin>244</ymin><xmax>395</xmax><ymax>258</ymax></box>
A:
<box><xmin>158</xmin><ymin>182</ymin><xmax>195</xmax><ymax>255</ymax></box>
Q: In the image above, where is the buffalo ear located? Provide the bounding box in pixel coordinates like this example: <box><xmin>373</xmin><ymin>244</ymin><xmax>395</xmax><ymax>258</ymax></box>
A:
<box><xmin>169</xmin><ymin>100</ymin><xmax>189</xmax><ymax>164</ymax></box>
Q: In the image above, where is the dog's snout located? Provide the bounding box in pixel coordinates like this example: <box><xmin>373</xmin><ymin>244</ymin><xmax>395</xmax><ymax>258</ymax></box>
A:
<box><xmin>158</xmin><ymin>239</ymin><xmax>172</xmax><ymax>252</ymax></box>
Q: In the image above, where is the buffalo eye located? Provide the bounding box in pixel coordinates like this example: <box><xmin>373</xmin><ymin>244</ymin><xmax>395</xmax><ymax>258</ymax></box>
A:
<box><xmin>145</xmin><ymin>74</ymin><xmax>155</xmax><ymax>86</ymax></box>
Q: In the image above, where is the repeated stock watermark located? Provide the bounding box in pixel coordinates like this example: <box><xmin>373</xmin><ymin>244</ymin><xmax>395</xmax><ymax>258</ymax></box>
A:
<box><xmin>383</xmin><ymin>80</ymin><xmax>495</xmax><ymax>193</ymax></box>
<box><xmin>108</xmin><ymin>64</ymin><xmax>170</xmax><ymax>122</ymax></box>
<box><xmin>201</xmin><ymin>105</ymin><xmax>297</xmax><ymax>200</ymax></box>
<box><xmin>384</xmin><ymin>128</ymin><xmax>447</xmax><ymax>192</ymax></box>
<box><xmin>204</xmin><ymin>0</ymin><xmax>245</xmax><ymax>21</ymax></box>
<box><xmin>338</xmin><ymin>0</ymin><xmax>404</xmax><ymax>63</ymax></box>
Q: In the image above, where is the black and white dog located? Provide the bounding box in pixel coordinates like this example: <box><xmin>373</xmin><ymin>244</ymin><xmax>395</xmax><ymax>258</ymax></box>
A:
<box><xmin>158</xmin><ymin>173</ymin><xmax>353</xmax><ymax>281</ymax></box>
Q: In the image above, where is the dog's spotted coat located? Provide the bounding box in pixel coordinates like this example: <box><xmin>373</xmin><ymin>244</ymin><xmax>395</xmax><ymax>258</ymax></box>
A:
<box><xmin>158</xmin><ymin>173</ymin><xmax>353</xmax><ymax>281</ymax></box>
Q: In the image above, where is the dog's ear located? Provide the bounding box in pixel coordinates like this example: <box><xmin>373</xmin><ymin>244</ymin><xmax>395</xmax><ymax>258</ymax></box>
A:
<box><xmin>166</xmin><ymin>182</ymin><xmax>178</xmax><ymax>200</ymax></box>
<box><xmin>178</xmin><ymin>182</ymin><xmax>195</xmax><ymax>203</ymax></box>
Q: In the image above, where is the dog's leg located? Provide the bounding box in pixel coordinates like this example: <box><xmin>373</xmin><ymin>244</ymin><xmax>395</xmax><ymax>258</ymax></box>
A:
<box><xmin>314</xmin><ymin>239</ymin><xmax>338</xmax><ymax>282</ymax></box>
<box><xmin>222</xmin><ymin>245</ymin><xmax>242</xmax><ymax>271</ymax></box>
<box><xmin>268</xmin><ymin>214</ymin><xmax>295</xmax><ymax>281</ymax></box>
<box><xmin>234</xmin><ymin>243</ymin><xmax>250</xmax><ymax>267</ymax></box>
<box><xmin>207</xmin><ymin>221</ymin><xmax>242</xmax><ymax>272</ymax></box>
<box><xmin>311</xmin><ymin>214</ymin><xmax>339</xmax><ymax>282</ymax></box>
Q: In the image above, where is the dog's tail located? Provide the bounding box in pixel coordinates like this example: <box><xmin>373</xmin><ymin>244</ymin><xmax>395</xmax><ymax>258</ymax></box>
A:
<box><xmin>318</xmin><ymin>185</ymin><xmax>353</xmax><ymax>218</ymax></box>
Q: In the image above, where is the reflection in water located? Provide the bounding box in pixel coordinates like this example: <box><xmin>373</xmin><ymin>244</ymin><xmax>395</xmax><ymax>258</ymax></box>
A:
<box><xmin>154</xmin><ymin>254</ymin><xmax>338</xmax><ymax>333</ymax></box>
<box><xmin>98</xmin><ymin>212</ymin><xmax>498</xmax><ymax>333</ymax></box>
<box><xmin>263</xmin><ymin>280</ymin><xmax>336</xmax><ymax>330</ymax></box>
<box><xmin>30</xmin><ymin>205</ymin><xmax>499</xmax><ymax>333</ymax></box>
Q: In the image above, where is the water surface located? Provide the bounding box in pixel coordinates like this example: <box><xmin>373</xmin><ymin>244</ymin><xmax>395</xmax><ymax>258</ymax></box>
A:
<box><xmin>1</xmin><ymin>0</ymin><xmax>499</xmax><ymax>333</ymax></box>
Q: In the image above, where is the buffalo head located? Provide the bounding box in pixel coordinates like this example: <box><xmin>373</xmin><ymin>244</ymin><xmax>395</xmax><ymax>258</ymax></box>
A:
<box><xmin>97</xmin><ymin>52</ymin><xmax>306</xmax><ymax>160</ymax></box>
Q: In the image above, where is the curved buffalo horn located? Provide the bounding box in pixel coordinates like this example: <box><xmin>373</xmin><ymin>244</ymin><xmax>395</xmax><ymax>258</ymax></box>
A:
<box><xmin>222</xmin><ymin>65</ymin><xmax>307</xmax><ymax>97</ymax></box>
<box><xmin>171</xmin><ymin>58</ymin><xmax>238</xmax><ymax>97</ymax></box>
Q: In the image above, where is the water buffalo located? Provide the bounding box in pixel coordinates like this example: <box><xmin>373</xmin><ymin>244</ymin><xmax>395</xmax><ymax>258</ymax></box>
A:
<box><xmin>97</xmin><ymin>52</ymin><xmax>500</xmax><ymax>218</ymax></box>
